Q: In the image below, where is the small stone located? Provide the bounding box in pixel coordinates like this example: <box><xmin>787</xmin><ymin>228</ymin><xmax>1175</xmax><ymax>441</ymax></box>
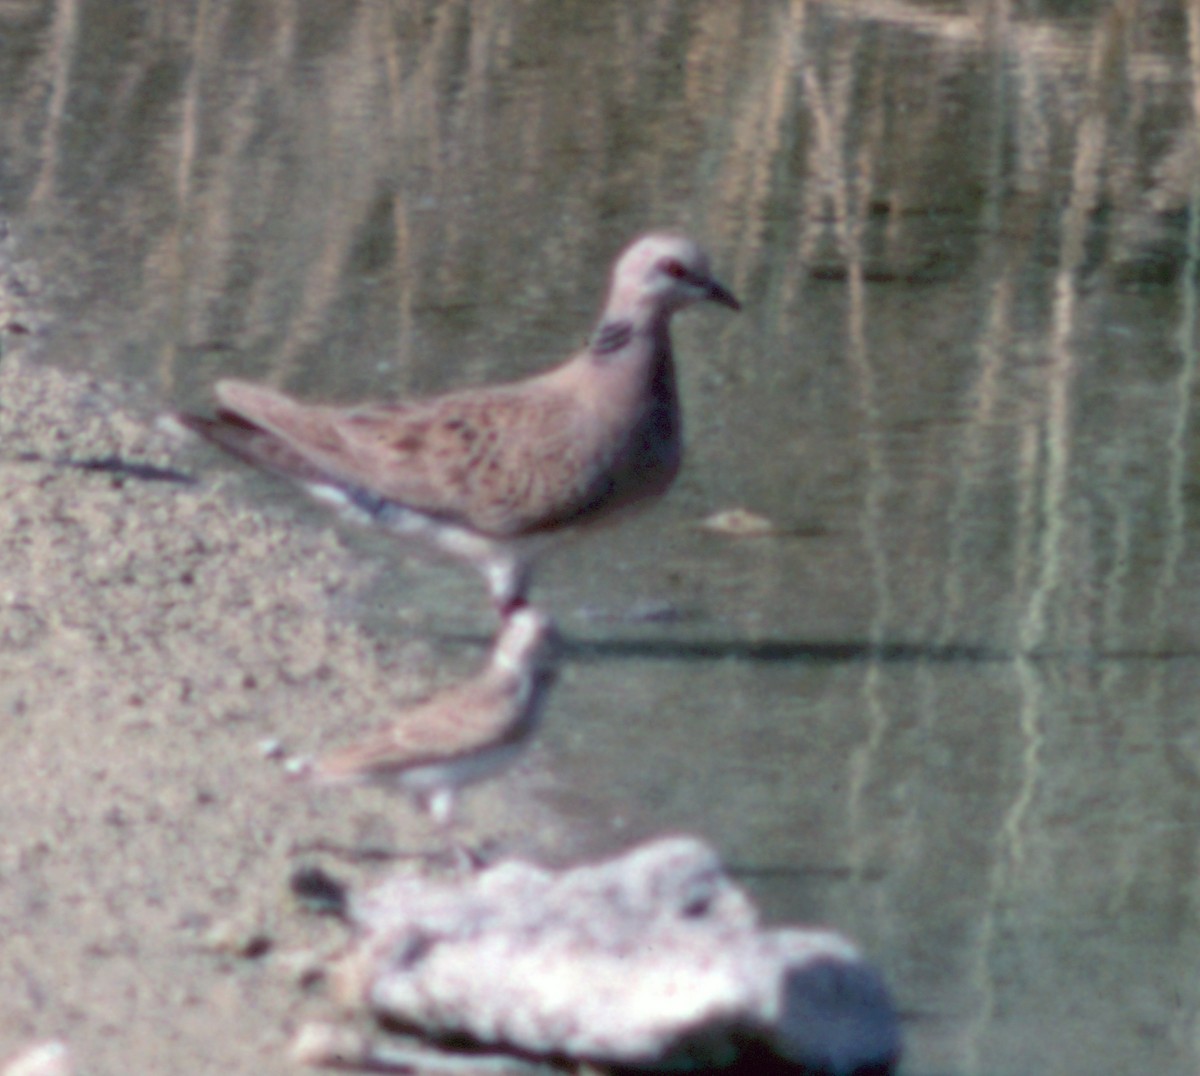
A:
<box><xmin>0</xmin><ymin>1041</ymin><xmax>72</xmax><ymax>1076</ymax></box>
<box><xmin>257</xmin><ymin>737</ymin><xmax>285</xmax><ymax>760</ymax></box>
<box><xmin>276</xmin><ymin>948</ymin><xmax>329</xmax><ymax>990</ymax></box>
<box><xmin>699</xmin><ymin>507</ymin><xmax>779</xmax><ymax>537</ymax></box>
<box><xmin>289</xmin><ymin>865</ymin><xmax>349</xmax><ymax>917</ymax></box>
<box><xmin>203</xmin><ymin>915</ymin><xmax>273</xmax><ymax>959</ymax></box>
<box><xmin>290</xmin><ymin>1022</ymin><xmax>369</xmax><ymax>1068</ymax></box>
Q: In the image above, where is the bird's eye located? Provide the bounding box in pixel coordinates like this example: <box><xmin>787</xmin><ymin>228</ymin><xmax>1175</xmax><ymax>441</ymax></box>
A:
<box><xmin>662</xmin><ymin>258</ymin><xmax>690</xmax><ymax>281</ymax></box>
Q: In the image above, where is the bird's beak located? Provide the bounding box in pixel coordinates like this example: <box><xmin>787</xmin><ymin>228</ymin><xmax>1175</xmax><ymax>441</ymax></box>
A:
<box><xmin>705</xmin><ymin>278</ymin><xmax>741</xmax><ymax>311</ymax></box>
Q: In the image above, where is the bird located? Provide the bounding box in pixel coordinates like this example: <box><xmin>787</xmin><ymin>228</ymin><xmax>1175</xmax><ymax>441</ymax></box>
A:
<box><xmin>176</xmin><ymin>233</ymin><xmax>740</xmax><ymax>614</ymax></box>
<box><xmin>294</xmin><ymin>606</ymin><xmax>557</xmax><ymax>834</ymax></box>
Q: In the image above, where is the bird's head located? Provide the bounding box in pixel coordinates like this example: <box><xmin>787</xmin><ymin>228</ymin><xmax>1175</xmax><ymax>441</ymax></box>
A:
<box><xmin>608</xmin><ymin>233</ymin><xmax>741</xmax><ymax>317</ymax></box>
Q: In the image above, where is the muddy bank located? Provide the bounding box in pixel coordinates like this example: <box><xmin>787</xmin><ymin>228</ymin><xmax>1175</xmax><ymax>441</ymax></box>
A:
<box><xmin>0</xmin><ymin>349</ymin><xmax>566</xmax><ymax>1073</ymax></box>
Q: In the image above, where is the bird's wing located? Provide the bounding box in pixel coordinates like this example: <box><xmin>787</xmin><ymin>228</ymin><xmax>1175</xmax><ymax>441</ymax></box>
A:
<box><xmin>213</xmin><ymin>378</ymin><xmax>607</xmax><ymax>536</ymax></box>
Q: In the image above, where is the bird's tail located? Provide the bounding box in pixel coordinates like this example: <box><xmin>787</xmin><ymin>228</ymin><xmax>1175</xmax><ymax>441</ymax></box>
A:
<box><xmin>173</xmin><ymin>408</ymin><xmax>334</xmax><ymax>486</ymax></box>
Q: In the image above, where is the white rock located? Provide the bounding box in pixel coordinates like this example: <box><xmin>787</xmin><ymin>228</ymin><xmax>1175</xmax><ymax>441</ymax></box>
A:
<box><xmin>334</xmin><ymin>836</ymin><xmax>901</xmax><ymax>1073</ymax></box>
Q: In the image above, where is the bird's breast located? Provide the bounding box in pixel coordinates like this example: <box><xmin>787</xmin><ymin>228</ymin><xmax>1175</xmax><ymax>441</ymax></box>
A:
<box><xmin>533</xmin><ymin>349</ymin><xmax>681</xmax><ymax>530</ymax></box>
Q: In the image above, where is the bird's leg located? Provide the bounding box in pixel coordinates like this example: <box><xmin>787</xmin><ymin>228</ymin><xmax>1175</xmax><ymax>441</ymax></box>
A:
<box><xmin>485</xmin><ymin>553</ymin><xmax>531</xmax><ymax>618</ymax></box>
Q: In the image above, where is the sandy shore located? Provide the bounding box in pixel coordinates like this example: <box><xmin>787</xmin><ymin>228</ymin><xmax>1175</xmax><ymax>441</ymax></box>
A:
<box><xmin>0</xmin><ymin>348</ymin><xmax>566</xmax><ymax>1073</ymax></box>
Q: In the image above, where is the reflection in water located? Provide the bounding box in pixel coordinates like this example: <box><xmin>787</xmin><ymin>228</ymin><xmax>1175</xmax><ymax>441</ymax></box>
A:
<box><xmin>1</xmin><ymin>1</ymin><xmax>1198</xmax><ymax>1073</ymax></box>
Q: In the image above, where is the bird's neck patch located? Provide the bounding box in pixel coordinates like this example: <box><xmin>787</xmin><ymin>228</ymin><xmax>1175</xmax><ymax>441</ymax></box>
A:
<box><xmin>590</xmin><ymin>320</ymin><xmax>634</xmax><ymax>356</ymax></box>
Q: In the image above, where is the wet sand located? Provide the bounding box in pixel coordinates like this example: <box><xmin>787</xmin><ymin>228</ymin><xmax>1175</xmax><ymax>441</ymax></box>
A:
<box><xmin>0</xmin><ymin>347</ymin><xmax>566</xmax><ymax>1073</ymax></box>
